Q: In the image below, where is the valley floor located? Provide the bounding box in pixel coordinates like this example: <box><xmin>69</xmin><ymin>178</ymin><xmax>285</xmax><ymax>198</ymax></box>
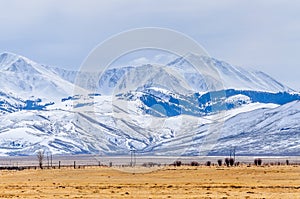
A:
<box><xmin>0</xmin><ymin>165</ymin><xmax>299</xmax><ymax>198</ymax></box>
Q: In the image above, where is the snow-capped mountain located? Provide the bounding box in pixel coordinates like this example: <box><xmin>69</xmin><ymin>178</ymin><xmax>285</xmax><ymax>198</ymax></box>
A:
<box><xmin>0</xmin><ymin>52</ymin><xmax>299</xmax><ymax>156</ymax></box>
<box><xmin>167</xmin><ymin>54</ymin><xmax>291</xmax><ymax>92</ymax></box>
<box><xmin>50</xmin><ymin>53</ymin><xmax>292</xmax><ymax>95</ymax></box>
<box><xmin>0</xmin><ymin>52</ymin><xmax>87</xmax><ymax>103</ymax></box>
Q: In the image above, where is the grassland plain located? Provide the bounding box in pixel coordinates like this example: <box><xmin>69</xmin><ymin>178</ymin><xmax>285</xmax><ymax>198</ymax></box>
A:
<box><xmin>0</xmin><ymin>165</ymin><xmax>299</xmax><ymax>198</ymax></box>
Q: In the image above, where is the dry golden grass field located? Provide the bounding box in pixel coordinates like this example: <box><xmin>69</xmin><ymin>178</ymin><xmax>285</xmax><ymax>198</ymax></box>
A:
<box><xmin>0</xmin><ymin>165</ymin><xmax>299</xmax><ymax>198</ymax></box>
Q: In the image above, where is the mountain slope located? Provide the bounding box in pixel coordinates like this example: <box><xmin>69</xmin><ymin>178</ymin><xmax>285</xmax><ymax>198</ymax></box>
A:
<box><xmin>0</xmin><ymin>52</ymin><xmax>87</xmax><ymax>103</ymax></box>
<box><xmin>0</xmin><ymin>52</ymin><xmax>298</xmax><ymax>156</ymax></box>
<box><xmin>1</xmin><ymin>98</ymin><xmax>298</xmax><ymax>156</ymax></box>
<box><xmin>167</xmin><ymin>54</ymin><xmax>291</xmax><ymax>92</ymax></box>
<box><xmin>49</xmin><ymin>54</ymin><xmax>292</xmax><ymax>95</ymax></box>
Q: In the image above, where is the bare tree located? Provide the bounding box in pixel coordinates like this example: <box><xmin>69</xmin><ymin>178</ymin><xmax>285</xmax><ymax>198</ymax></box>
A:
<box><xmin>225</xmin><ymin>158</ymin><xmax>230</xmax><ymax>167</ymax></box>
<box><xmin>37</xmin><ymin>150</ymin><xmax>44</xmax><ymax>169</ymax></box>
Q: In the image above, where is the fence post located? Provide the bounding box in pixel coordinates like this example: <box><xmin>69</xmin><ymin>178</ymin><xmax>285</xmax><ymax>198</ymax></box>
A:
<box><xmin>50</xmin><ymin>154</ymin><xmax>53</xmax><ymax>168</ymax></box>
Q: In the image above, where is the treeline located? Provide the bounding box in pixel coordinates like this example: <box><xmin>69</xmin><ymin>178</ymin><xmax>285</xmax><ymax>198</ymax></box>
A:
<box><xmin>170</xmin><ymin>158</ymin><xmax>297</xmax><ymax>167</ymax></box>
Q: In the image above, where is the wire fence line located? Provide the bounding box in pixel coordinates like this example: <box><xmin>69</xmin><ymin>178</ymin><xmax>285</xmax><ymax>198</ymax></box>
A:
<box><xmin>0</xmin><ymin>155</ymin><xmax>300</xmax><ymax>170</ymax></box>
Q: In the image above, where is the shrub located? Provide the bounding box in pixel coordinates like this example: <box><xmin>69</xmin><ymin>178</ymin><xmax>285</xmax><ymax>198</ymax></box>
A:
<box><xmin>174</xmin><ymin>161</ymin><xmax>182</xmax><ymax>167</ymax></box>
<box><xmin>277</xmin><ymin>162</ymin><xmax>281</xmax><ymax>166</ymax></box>
<box><xmin>254</xmin><ymin>159</ymin><xmax>258</xmax><ymax>166</ymax></box>
<box><xmin>217</xmin><ymin>159</ymin><xmax>222</xmax><ymax>166</ymax></box>
<box><xmin>206</xmin><ymin>161</ymin><xmax>211</xmax><ymax>166</ymax></box>
<box><xmin>254</xmin><ymin>158</ymin><xmax>262</xmax><ymax>166</ymax></box>
<box><xmin>191</xmin><ymin>161</ymin><xmax>199</xmax><ymax>166</ymax></box>
<box><xmin>229</xmin><ymin>158</ymin><xmax>235</xmax><ymax>166</ymax></box>
<box><xmin>258</xmin><ymin>159</ymin><xmax>262</xmax><ymax>166</ymax></box>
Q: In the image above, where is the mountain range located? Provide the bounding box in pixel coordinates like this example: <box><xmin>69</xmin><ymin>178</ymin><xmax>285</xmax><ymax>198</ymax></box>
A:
<box><xmin>0</xmin><ymin>52</ymin><xmax>299</xmax><ymax>156</ymax></box>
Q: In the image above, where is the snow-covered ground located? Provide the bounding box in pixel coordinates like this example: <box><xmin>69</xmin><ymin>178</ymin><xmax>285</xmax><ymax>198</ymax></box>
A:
<box><xmin>0</xmin><ymin>52</ymin><xmax>299</xmax><ymax>156</ymax></box>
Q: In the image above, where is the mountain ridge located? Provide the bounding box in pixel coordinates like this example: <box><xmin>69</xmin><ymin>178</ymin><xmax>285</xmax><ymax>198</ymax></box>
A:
<box><xmin>0</xmin><ymin>52</ymin><xmax>299</xmax><ymax>156</ymax></box>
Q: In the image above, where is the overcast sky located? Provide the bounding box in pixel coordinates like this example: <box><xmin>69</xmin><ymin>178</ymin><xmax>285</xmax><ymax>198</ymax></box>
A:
<box><xmin>1</xmin><ymin>0</ymin><xmax>299</xmax><ymax>90</ymax></box>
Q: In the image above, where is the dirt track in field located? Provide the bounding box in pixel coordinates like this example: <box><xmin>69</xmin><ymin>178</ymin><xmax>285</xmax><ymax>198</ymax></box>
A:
<box><xmin>0</xmin><ymin>165</ymin><xmax>299</xmax><ymax>198</ymax></box>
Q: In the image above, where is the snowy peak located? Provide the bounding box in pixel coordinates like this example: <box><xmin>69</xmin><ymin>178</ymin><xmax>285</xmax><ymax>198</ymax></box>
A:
<box><xmin>0</xmin><ymin>52</ymin><xmax>21</xmax><ymax>67</ymax></box>
<box><xmin>1</xmin><ymin>52</ymin><xmax>33</xmax><ymax>67</ymax></box>
<box><xmin>1</xmin><ymin>56</ymin><xmax>40</xmax><ymax>75</ymax></box>
<box><xmin>44</xmin><ymin>52</ymin><xmax>293</xmax><ymax>95</ymax></box>
<box><xmin>0</xmin><ymin>52</ymin><xmax>294</xmax><ymax>100</ymax></box>
<box><xmin>0</xmin><ymin>52</ymin><xmax>88</xmax><ymax>102</ymax></box>
<box><xmin>114</xmin><ymin>64</ymin><xmax>193</xmax><ymax>95</ymax></box>
<box><xmin>167</xmin><ymin>53</ymin><xmax>292</xmax><ymax>93</ymax></box>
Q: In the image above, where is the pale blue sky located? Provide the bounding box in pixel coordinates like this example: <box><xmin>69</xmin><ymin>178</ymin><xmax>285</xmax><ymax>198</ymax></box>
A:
<box><xmin>0</xmin><ymin>0</ymin><xmax>300</xmax><ymax>90</ymax></box>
